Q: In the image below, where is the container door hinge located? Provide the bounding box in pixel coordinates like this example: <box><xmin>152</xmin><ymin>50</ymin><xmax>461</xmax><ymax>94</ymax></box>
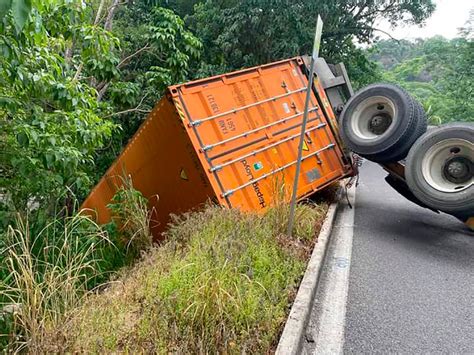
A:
<box><xmin>210</xmin><ymin>165</ymin><xmax>222</xmax><ymax>173</ymax></box>
<box><xmin>222</xmin><ymin>190</ymin><xmax>233</xmax><ymax>198</ymax></box>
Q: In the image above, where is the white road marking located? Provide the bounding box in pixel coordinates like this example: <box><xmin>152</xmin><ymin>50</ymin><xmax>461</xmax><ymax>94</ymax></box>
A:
<box><xmin>313</xmin><ymin>185</ymin><xmax>356</xmax><ymax>354</ymax></box>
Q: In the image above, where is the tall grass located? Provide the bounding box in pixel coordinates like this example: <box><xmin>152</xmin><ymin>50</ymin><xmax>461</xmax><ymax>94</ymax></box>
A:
<box><xmin>51</xmin><ymin>200</ymin><xmax>329</xmax><ymax>353</ymax></box>
<box><xmin>0</xmin><ymin>212</ymin><xmax>111</xmax><ymax>352</ymax></box>
<box><xmin>0</xmin><ymin>177</ymin><xmax>155</xmax><ymax>352</ymax></box>
<box><xmin>266</xmin><ymin>174</ymin><xmax>331</xmax><ymax>238</ymax></box>
<box><xmin>1</xmin><ymin>173</ymin><xmax>334</xmax><ymax>352</ymax></box>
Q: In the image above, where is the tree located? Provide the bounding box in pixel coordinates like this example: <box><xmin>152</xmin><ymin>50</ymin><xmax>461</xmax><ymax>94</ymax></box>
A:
<box><xmin>370</xmin><ymin>24</ymin><xmax>473</xmax><ymax>124</ymax></box>
<box><xmin>443</xmin><ymin>12</ymin><xmax>473</xmax><ymax>122</ymax></box>
<box><xmin>94</xmin><ymin>3</ymin><xmax>202</xmax><ymax>172</ymax></box>
<box><xmin>0</xmin><ymin>0</ymin><xmax>118</xmax><ymax>225</ymax></box>
<box><xmin>0</xmin><ymin>0</ymin><xmax>202</xmax><ymax>227</ymax></box>
<box><xmin>184</xmin><ymin>0</ymin><xmax>435</xmax><ymax>86</ymax></box>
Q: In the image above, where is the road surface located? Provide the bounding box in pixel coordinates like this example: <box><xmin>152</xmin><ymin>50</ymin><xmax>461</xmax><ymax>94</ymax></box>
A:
<box><xmin>304</xmin><ymin>161</ymin><xmax>474</xmax><ymax>354</ymax></box>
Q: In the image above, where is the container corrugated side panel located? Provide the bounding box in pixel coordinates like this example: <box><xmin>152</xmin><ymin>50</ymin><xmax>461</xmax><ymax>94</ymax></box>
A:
<box><xmin>170</xmin><ymin>57</ymin><xmax>351</xmax><ymax>212</ymax></box>
<box><xmin>81</xmin><ymin>96</ymin><xmax>216</xmax><ymax>238</ymax></box>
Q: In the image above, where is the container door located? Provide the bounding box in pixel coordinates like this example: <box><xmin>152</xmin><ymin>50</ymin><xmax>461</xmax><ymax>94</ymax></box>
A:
<box><xmin>170</xmin><ymin>57</ymin><xmax>351</xmax><ymax>211</ymax></box>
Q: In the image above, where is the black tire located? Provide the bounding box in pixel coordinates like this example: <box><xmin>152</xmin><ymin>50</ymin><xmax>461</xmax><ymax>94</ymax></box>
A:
<box><xmin>339</xmin><ymin>83</ymin><xmax>426</xmax><ymax>163</ymax></box>
<box><xmin>405</xmin><ymin>123</ymin><xmax>474</xmax><ymax>217</ymax></box>
<box><xmin>369</xmin><ymin>98</ymin><xmax>428</xmax><ymax>162</ymax></box>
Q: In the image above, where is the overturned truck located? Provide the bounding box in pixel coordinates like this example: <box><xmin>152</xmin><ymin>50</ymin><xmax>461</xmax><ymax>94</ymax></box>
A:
<box><xmin>82</xmin><ymin>56</ymin><xmax>473</xmax><ymax>235</ymax></box>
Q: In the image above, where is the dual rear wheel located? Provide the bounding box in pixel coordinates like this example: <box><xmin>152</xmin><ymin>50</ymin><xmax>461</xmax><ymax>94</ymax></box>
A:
<box><xmin>405</xmin><ymin>124</ymin><xmax>473</xmax><ymax>219</ymax></box>
<box><xmin>339</xmin><ymin>83</ymin><xmax>427</xmax><ymax>163</ymax></box>
<box><xmin>339</xmin><ymin>83</ymin><xmax>473</xmax><ymax>219</ymax></box>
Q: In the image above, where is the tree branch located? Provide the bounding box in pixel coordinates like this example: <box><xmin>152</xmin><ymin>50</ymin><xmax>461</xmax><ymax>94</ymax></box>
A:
<box><xmin>72</xmin><ymin>0</ymin><xmax>107</xmax><ymax>80</ymax></box>
<box><xmin>371</xmin><ymin>27</ymin><xmax>401</xmax><ymax>42</ymax></box>
<box><xmin>73</xmin><ymin>63</ymin><xmax>84</xmax><ymax>81</ymax></box>
<box><xmin>117</xmin><ymin>44</ymin><xmax>151</xmax><ymax>69</ymax></box>
<box><xmin>94</xmin><ymin>0</ymin><xmax>106</xmax><ymax>25</ymax></box>
<box><xmin>324</xmin><ymin>26</ymin><xmax>400</xmax><ymax>42</ymax></box>
<box><xmin>96</xmin><ymin>44</ymin><xmax>151</xmax><ymax>100</ymax></box>
<box><xmin>97</xmin><ymin>82</ymin><xmax>111</xmax><ymax>101</ymax></box>
<box><xmin>104</xmin><ymin>94</ymin><xmax>151</xmax><ymax>118</ymax></box>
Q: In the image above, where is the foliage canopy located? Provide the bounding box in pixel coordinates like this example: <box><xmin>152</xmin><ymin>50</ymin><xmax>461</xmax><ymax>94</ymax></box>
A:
<box><xmin>370</xmin><ymin>30</ymin><xmax>473</xmax><ymax>124</ymax></box>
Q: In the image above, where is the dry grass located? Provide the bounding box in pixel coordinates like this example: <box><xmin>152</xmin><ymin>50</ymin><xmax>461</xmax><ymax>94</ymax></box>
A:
<box><xmin>49</xmin><ymin>199</ymin><xmax>329</xmax><ymax>353</ymax></box>
<box><xmin>0</xmin><ymin>177</ymin><xmax>156</xmax><ymax>352</ymax></box>
<box><xmin>0</xmin><ymin>212</ymin><xmax>110</xmax><ymax>352</ymax></box>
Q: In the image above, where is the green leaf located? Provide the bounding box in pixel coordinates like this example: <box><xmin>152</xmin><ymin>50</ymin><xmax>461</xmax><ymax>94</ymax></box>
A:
<box><xmin>45</xmin><ymin>153</ymin><xmax>54</xmax><ymax>168</ymax></box>
<box><xmin>16</xmin><ymin>132</ymin><xmax>29</xmax><ymax>147</ymax></box>
<box><xmin>30</xmin><ymin>130</ymin><xmax>38</xmax><ymax>143</ymax></box>
<box><xmin>11</xmin><ymin>0</ymin><xmax>32</xmax><ymax>33</ymax></box>
<box><xmin>0</xmin><ymin>0</ymin><xmax>12</xmax><ymax>21</ymax></box>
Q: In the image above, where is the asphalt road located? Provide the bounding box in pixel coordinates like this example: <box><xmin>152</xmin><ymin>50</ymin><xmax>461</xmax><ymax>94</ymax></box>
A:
<box><xmin>343</xmin><ymin>161</ymin><xmax>474</xmax><ymax>353</ymax></box>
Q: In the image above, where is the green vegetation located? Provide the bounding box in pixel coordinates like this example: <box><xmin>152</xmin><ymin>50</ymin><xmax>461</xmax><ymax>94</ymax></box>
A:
<box><xmin>106</xmin><ymin>176</ymin><xmax>154</xmax><ymax>257</ymax></box>
<box><xmin>1</xmin><ymin>0</ymin><xmax>451</xmax><ymax>352</ymax></box>
<box><xmin>181</xmin><ymin>0</ymin><xmax>434</xmax><ymax>88</ymax></box>
<box><xmin>0</xmin><ymin>213</ymin><xmax>110</xmax><ymax>351</ymax></box>
<box><xmin>0</xmin><ymin>180</ymin><xmax>154</xmax><ymax>351</ymax></box>
<box><xmin>0</xmin><ymin>178</ymin><xmax>331</xmax><ymax>351</ymax></box>
<box><xmin>34</xmin><ymin>202</ymin><xmax>328</xmax><ymax>353</ymax></box>
<box><xmin>369</xmin><ymin>16</ymin><xmax>473</xmax><ymax>124</ymax></box>
<box><xmin>0</xmin><ymin>0</ymin><xmax>202</xmax><ymax>229</ymax></box>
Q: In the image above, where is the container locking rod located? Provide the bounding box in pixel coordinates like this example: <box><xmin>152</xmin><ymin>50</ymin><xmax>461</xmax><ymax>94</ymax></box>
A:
<box><xmin>191</xmin><ymin>87</ymin><xmax>307</xmax><ymax>126</ymax></box>
<box><xmin>209</xmin><ymin>123</ymin><xmax>327</xmax><ymax>172</ymax></box>
<box><xmin>202</xmin><ymin>107</ymin><xmax>319</xmax><ymax>151</ymax></box>
<box><xmin>222</xmin><ymin>144</ymin><xmax>334</xmax><ymax>198</ymax></box>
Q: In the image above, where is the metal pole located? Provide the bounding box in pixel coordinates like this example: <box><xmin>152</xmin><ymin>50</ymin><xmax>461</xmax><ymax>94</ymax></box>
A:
<box><xmin>287</xmin><ymin>15</ymin><xmax>323</xmax><ymax>236</ymax></box>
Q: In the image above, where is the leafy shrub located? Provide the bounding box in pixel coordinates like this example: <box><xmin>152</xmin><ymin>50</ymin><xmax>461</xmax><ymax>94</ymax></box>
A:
<box><xmin>106</xmin><ymin>175</ymin><xmax>155</xmax><ymax>258</ymax></box>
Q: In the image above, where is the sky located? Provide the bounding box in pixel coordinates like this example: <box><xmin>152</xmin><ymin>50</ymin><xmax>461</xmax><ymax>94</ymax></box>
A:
<box><xmin>376</xmin><ymin>0</ymin><xmax>473</xmax><ymax>40</ymax></box>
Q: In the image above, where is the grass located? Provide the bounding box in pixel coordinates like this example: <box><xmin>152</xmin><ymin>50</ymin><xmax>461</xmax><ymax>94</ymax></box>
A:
<box><xmin>46</xmin><ymin>198</ymin><xmax>330</xmax><ymax>353</ymax></box>
<box><xmin>0</xmin><ymin>212</ymin><xmax>111</xmax><ymax>352</ymax></box>
<box><xmin>1</xmin><ymin>174</ymin><xmax>336</xmax><ymax>353</ymax></box>
<box><xmin>0</xmin><ymin>177</ymin><xmax>153</xmax><ymax>352</ymax></box>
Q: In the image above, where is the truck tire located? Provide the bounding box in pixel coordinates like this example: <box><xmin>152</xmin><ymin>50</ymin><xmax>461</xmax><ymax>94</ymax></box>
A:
<box><xmin>405</xmin><ymin>123</ymin><xmax>474</xmax><ymax>217</ymax></box>
<box><xmin>339</xmin><ymin>83</ymin><xmax>426</xmax><ymax>163</ymax></box>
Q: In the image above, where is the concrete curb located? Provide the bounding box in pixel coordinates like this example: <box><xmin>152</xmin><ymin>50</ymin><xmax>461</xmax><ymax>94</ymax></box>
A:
<box><xmin>275</xmin><ymin>196</ymin><xmax>341</xmax><ymax>355</ymax></box>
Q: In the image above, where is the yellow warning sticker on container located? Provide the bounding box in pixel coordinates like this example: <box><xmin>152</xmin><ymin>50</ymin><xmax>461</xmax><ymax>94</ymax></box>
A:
<box><xmin>174</xmin><ymin>99</ymin><xmax>186</xmax><ymax>122</ymax></box>
<box><xmin>180</xmin><ymin>168</ymin><xmax>188</xmax><ymax>181</ymax></box>
<box><xmin>302</xmin><ymin>140</ymin><xmax>310</xmax><ymax>151</ymax></box>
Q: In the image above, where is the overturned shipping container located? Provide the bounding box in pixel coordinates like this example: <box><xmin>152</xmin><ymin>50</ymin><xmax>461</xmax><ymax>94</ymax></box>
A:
<box><xmin>82</xmin><ymin>57</ymin><xmax>353</xmax><ymax>238</ymax></box>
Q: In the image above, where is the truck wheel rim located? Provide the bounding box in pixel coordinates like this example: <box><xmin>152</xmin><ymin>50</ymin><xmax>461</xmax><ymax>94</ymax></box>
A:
<box><xmin>350</xmin><ymin>96</ymin><xmax>397</xmax><ymax>141</ymax></box>
<box><xmin>421</xmin><ymin>138</ymin><xmax>473</xmax><ymax>193</ymax></box>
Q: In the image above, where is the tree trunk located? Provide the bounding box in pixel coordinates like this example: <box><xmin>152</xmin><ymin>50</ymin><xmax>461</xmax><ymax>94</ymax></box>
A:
<box><xmin>104</xmin><ymin>0</ymin><xmax>121</xmax><ymax>31</ymax></box>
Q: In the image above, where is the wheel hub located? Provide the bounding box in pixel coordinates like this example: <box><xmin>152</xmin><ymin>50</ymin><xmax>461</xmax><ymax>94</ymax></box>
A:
<box><xmin>443</xmin><ymin>156</ymin><xmax>472</xmax><ymax>184</ymax></box>
<box><xmin>368</xmin><ymin>113</ymin><xmax>392</xmax><ymax>135</ymax></box>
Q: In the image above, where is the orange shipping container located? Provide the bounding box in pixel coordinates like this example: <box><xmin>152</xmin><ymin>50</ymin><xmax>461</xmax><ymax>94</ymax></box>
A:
<box><xmin>82</xmin><ymin>57</ymin><xmax>353</xmax><ymax>238</ymax></box>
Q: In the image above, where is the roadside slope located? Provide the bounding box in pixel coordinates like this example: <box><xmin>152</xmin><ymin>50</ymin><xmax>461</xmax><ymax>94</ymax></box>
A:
<box><xmin>45</xmin><ymin>202</ymin><xmax>330</xmax><ymax>353</ymax></box>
